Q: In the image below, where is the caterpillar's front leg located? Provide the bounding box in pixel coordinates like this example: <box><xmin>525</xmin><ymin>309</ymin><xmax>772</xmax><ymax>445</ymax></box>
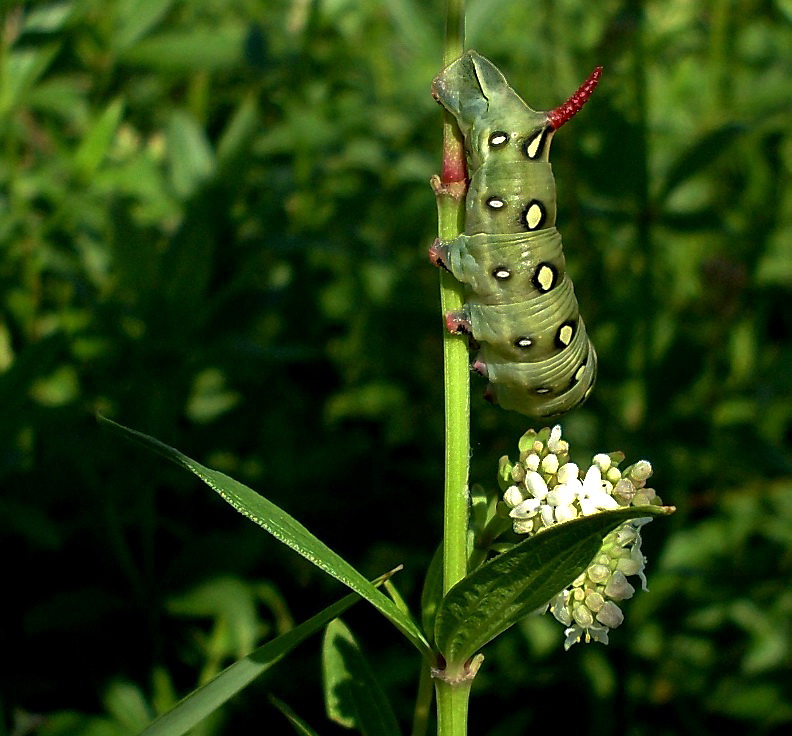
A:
<box><xmin>444</xmin><ymin>308</ymin><xmax>472</xmax><ymax>335</ymax></box>
<box><xmin>429</xmin><ymin>238</ymin><xmax>450</xmax><ymax>270</ymax></box>
<box><xmin>429</xmin><ymin>239</ymin><xmax>470</xmax><ymax>332</ymax></box>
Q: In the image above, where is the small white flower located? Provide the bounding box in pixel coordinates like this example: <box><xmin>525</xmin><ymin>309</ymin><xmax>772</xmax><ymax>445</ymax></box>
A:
<box><xmin>612</xmin><ymin>479</ymin><xmax>636</xmax><ymax>503</ymax></box>
<box><xmin>513</xmin><ymin>518</ymin><xmax>534</xmax><ymax>535</ymax></box>
<box><xmin>629</xmin><ymin>460</ymin><xmax>653</xmax><ymax>482</ymax></box>
<box><xmin>497</xmin><ymin>425</ymin><xmax>663</xmax><ymax>650</ymax></box>
<box><xmin>541</xmin><ymin>453</ymin><xmax>559</xmax><ymax>474</ymax></box>
<box><xmin>587</xmin><ymin>489</ymin><xmax>620</xmax><ymax>511</ymax></box>
<box><xmin>604</xmin><ymin>571</ymin><xmax>635</xmax><ymax>600</ymax></box>
<box><xmin>614</xmin><ymin>525</ymin><xmax>639</xmax><ymax>546</ymax></box>
<box><xmin>616</xmin><ymin>556</ymin><xmax>641</xmax><ymax>576</ymax></box>
<box><xmin>503</xmin><ymin>485</ymin><xmax>524</xmax><ymax>508</ymax></box>
<box><xmin>587</xmin><ymin>564</ymin><xmax>611</xmax><ymax>583</ymax></box>
<box><xmin>554</xmin><ymin>504</ymin><xmax>578</xmax><ymax>523</ymax></box>
<box><xmin>524</xmin><ymin>471</ymin><xmax>548</xmax><ymax>499</ymax></box>
<box><xmin>546</xmin><ymin>484</ymin><xmax>576</xmax><ymax>507</ymax></box>
<box><xmin>585</xmin><ymin>591</ymin><xmax>605</xmax><ymax>612</ymax></box>
<box><xmin>581</xmin><ymin>464</ymin><xmax>602</xmax><ymax>496</ymax></box>
<box><xmin>551</xmin><ymin>591</ymin><xmax>572</xmax><ymax>625</ymax></box>
<box><xmin>634</xmin><ymin>488</ymin><xmax>657</xmax><ymax>505</ymax></box>
<box><xmin>509</xmin><ymin>498</ymin><xmax>541</xmax><ymax>519</ymax></box>
<box><xmin>547</xmin><ymin>425</ymin><xmax>563</xmax><ymax>452</ymax></box>
<box><xmin>595</xmin><ymin>601</ymin><xmax>625</xmax><ymax>628</ymax></box>
<box><xmin>563</xmin><ymin>626</ymin><xmax>584</xmax><ymax>649</ymax></box>
<box><xmin>572</xmin><ymin>604</ymin><xmax>595</xmax><ymax>628</ymax></box>
<box><xmin>556</xmin><ymin>462</ymin><xmax>579</xmax><ymax>484</ymax></box>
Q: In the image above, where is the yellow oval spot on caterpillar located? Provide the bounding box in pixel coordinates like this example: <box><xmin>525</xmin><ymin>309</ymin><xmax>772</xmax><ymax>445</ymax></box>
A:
<box><xmin>536</xmin><ymin>265</ymin><xmax>555</xmax><ymax>291</ymax></box>
<box><xmin>525</xmin><ymin>130</ymin><xmax>544</xmax><ymax>159</ymax></box>
<box><xmin>487</xmin><ymin>197</ymin><xmax>505</xmax><ymax>209</ymax></box>
<box><xmin>558</xmin><ymin>324</ymin><xmax>574</xmax><ymax>346</ymax></box>
<box><xmin>525</xmin><ymin>203</ymin><xmax>543</xmax><ymax>229</ymax></box>
<box><xmin>489</xmin><ymin>131</ymin><xmax>508</xmax><ymax>147</ymax></box>
<box><xmin>574</xmin><ymin>364</ymin><xmax>586</xmax><ymax>382</ymax></box>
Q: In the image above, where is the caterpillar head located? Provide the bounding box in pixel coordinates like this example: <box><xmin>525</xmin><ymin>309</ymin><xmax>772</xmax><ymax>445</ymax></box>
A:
<box><xmin>432</xmin><ymin>51</ymin><xmax>601</xmax><ymax>170</ymax></box>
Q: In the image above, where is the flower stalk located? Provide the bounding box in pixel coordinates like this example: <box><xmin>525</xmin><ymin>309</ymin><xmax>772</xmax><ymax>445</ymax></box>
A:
<box><xmin>433</xmin><ymin>0</ymin><xmax>471</xmax><ymax>734</ymax></box>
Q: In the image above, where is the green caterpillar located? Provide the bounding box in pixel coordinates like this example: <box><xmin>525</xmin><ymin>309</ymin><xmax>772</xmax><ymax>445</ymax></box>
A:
<box><xmin>430</xmin><ymin>51</ymin><xmax>601</xmax><ymax>418</ymax></box>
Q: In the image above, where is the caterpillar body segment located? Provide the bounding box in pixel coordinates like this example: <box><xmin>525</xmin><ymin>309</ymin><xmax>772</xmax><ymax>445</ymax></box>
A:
<box><xmin>431</xmin><ymin>51</ymin><xmax>600</xmax><ymax>418</ymax></box>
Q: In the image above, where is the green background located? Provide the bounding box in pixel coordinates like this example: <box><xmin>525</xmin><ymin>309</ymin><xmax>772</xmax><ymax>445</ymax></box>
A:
<box><xmin>2</xmin><ymin>0</ymin><xmax>791</xmax><ymax>734</ymax></box>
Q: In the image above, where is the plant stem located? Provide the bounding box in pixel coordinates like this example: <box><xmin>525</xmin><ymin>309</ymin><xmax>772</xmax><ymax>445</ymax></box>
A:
<box><xmin>437</xmin><ymin>0</ymin><xmax>468</xmax><ymax>602</ymax></box>
<box><xmin>435</xmin><ymin>678</ymin><xmax>474</xmax><ymax>736</ymax></box>
<box><xmin>433</xmin><ymin>0</ymin><xmax>472</xmax><ymax>734</ymax></box>
<box><xmin>411</xmin><ymin>659</ymin><xmax>434</xmax><ymax>736</ymax></box>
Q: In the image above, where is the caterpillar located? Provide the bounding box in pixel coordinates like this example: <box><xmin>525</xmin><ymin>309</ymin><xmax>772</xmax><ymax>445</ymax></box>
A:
<box><xmin>430</xmin><ymin>51</ymin><xmax>601</xmax><ymax>418</ymax></box>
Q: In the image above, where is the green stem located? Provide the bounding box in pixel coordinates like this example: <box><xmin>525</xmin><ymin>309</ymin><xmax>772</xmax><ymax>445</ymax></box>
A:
<box><xmin>437</xmin><ymin>0</ymin><xmax>468</xmax><ymax>601</ymax></box>
<box><xmin>435</xmin><ymin>679</ymin><xmax>473</xmax><ymax>736</ymax></box>
<box><xmin>411</xmin><ymin>659</ymin><xmax>435</xmax><ymax>736</ymax></box>
<box><xmin>433</xmin><ymin>1</ymin><xmax>472</xmax><ymax>734</ymax></box>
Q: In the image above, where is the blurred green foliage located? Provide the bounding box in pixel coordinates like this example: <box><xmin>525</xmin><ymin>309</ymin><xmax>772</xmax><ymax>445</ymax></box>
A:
<box><xmin>1</xmin><ymin>0</ymin><xmax>790</xmax><ymax>734</ymax></box>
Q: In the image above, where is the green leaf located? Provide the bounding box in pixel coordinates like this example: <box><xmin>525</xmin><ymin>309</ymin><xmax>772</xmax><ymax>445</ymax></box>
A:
<box><xmin>322</xmin><ymin>620</ymin><xmax>402</xmax><ymax>736</ymax></box>
<box><xmin>119</xmin><ymin>27</ymin><xmax>246</xmax><ymax>72</ymax></box>
<box><xmin>657</xmin><ymin>123</ymin><xmax>744</xmax><ymax>202</ymax></box>
<box><xmin>0</xmin><ymin>43</ymin><xmax>60</xmax><ymax>115</ymax></box>
<box><xmin>103</xmin><ymin>680</ymin><xmax>153</xmax><ymax>733</ymax></box>
<box><xmin>167</xmin><ymin>577</ymin><xmax>259</xmax><ymax>659</ymax></box>
<box><xmin>269</xmin><ymin>695</ymin><xmax>322</xmax><ymax>736</ymax></box>
<box><xmin>73</xmin><ymin>98</ymin><xmax>126</xmax><ymax>178</ymax></box>
<box><xmin>113</xmin><ymin>0</ymin><xmax>175</xmax><ymax>52</ymax></box>
<box><xmin>98</xmin><ymin>416</ymin><xmax>431</xmax><ymax>657</ymax></box>
<box><xmin>434</xmin><ymin>506</ymin><xmax>673</xmax><ymax>666</ymax></box>
<box><xmin>167</xmin><ymin>111</ymin><xmax>216</xmax><ymax>199</ymax></box>
<box><xmin>22</xmin><ymin>2</ymin><xmax>73</xmax><ymax>34</ymax></box>
<box><xmin>217</xmin><ymin>95</ymin><xmax>261</xmax><ymax>173</ymax></box>
<box><xmin>420</xmin><ymin>545</ymin><xmax>443</xmax><ymax>646</ymax></box>
<box><xmin>140</xmin><ymin>588</ymin><xmax>366</xmax><ymax>736</ymax></box>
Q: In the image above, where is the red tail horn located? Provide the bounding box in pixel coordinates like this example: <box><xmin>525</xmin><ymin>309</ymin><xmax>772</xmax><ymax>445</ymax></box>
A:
<box><xmin>547</xmin><ymin>67</ymin><xmax>602</xmax><ymax>130</ymax></box>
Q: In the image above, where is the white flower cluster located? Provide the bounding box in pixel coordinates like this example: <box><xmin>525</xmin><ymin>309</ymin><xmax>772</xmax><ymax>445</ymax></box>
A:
<box><xmin>500</xmin><ymin>425</ymin><xmax>661</xmax><ymax>649</ymax></box>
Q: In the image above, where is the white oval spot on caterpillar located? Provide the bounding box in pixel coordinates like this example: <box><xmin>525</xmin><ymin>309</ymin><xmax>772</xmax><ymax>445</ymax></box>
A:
<box><xmin>514</xmin><ymin>337</ymin><xmax>533</xmax><ymax>349</ymax></box>
<box><xmin>487</xmin><ymin>196</ymin><xmax>506</xmax><ymax>209</ymax></box>
<box><xmin>524</xmin><ymin>129</ymin><xmax>545</xmax><ymax>159</ymax></box>
<box><xmin>524</xmin><ymin>202</ymin><xmax>544</xmax><ymax>229</ymax></box>
<box><xmin>493</xmin><ymin>267</ymin><xmax>511</xmax><ymax>280</ymax></box>
<box><xmin>489</xmin><ymin>131</ymin><xmax>509</xmax><ymax>147</ymax></box>
<box><xmin>536</xmin><ymin>387</ymin><xmax>552</xmax><ymax>394</ymax></box>
<box><xmin>558</xmin><ymin>324</ymin><xmax>574</xmax><ymax>346</ymax></box>
<box><xmin>534</xmin><ymin>263</ymin><xmax>556</xmax><ymax>292</ymax></box>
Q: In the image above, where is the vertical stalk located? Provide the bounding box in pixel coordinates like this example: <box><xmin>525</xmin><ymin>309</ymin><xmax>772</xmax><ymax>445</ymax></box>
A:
<box><xmin>433</xmin><ymin>1</ymin><xmax>472</xmax><ymax>734</ymax></box>
<box><xmin>436</xmin><ymin>0</ymin><xmax>468</xmax><ymax>602</ymax></box>
<box><xmin>411</xmin><ymin>660</ymin><xmax>434</xmax><ymax>736</ymax></box>
<box><xmin>435</xmin><ymin>678</ymin><xmax>474</xmax><ymax>736</ymax></box>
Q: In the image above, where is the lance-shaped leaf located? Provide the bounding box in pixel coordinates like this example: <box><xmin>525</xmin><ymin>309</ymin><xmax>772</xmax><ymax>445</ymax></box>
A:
<box><xmin>435</xmin><ymin>506</ymin><xmax>673</xmax><ymax>666</ymax></box>
<box><xmin>270</xmin><ymin>695</ymin><xmax>322</xmax><ymax>736</ymax></box>
<box><xmin>141</xmin><ymin>587</ymin><xmax>365</xmax><ymax>736</ymax></box>
<box><xmin>99</xmin><ymin>415</ymin><xmax>431</xmax><ymax>657</ymax></box>
<box><xmin>322</xmin><ymin>619</ymin><xmax>402</xmax><ymax>736</ymax></box>
<box><xmin>420</xmin><ymin>545</ymin><xmax>444</xmax><ymax>646</ymax></box>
